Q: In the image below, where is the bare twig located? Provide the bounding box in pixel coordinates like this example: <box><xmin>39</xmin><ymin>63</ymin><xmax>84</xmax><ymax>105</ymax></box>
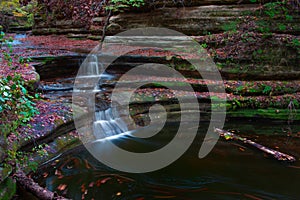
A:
<box><xmin>98</xmin><ymin>7</ymin><xmax>112</xmax><ymax>52</ymax></box>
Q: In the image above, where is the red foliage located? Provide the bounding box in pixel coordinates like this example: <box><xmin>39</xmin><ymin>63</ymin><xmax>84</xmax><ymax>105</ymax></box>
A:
<box><xmin>8</xmin><ymin>99</ymin><xmax>73</xmax><ymax>143</ymax></box>
<box><xmin>21</xmin><ymin>0</ymin><xmax>108</xmax><ymax>28</ymax></box>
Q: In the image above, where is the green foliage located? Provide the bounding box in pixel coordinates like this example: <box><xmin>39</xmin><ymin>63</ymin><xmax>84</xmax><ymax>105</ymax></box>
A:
<box><xmin>253</xmin><ymin>48</ymin><xmax>263</xmax><ymax>56</ymax></box>
<box><xmin>222</xmin><ymin>21</ymin><xmax>238</xmax><ymax>32</ymax></box>
<box><xmin>217</xmin><ymin>0</ymin><xmax>299</xmax><ymax>72</ymax></box>
<box><xmin>233</xmin><ymin>98</ymin><xmax>241</xmax><ymax>109</ymax></box>
<box><xmin>292</xmin><ymin>99</ymin><xmax>299</xmax><ymax>108</ymax></box>
<box><xmin>262</xmin><ymin>85</ymin><xmax>272</xmax><ymax>95</ymax></box>
<box><xmin>256</xmin><ymin>1</ymin><xmax>295</xmax><ymax>33</ymax></box>
<box><xmin>263</xmin><ymin>2</ymin><xmax>282</xmax><ymax>18</ymax></box>
<box><xmin>255</xmin><ymin>20</ymin><xmax>271</xmax><ymax>34</ymax></box>
<box><xmin>0</xmin><ymin>72</ymin><xmax>42</xmax><ymax>174</ymax></box>
<box><xmin>221</xmin><ymin>0</ymin><xmax>297</xmax><ymax>35</ymax></box>
<box><xmin>106</xmin><ymin>0</ymin><xmax>145</xmax><ymax>12</ymax></box>
<box><xmin>0</xmin><ymin>31</ymin><xmax>14</xmax><ymax>66</ymax></box>
<box><xmin>278</xmin><ymin>23</ymin><xmax>286</xmax><ymax>31</ymax></box>
<box><xmin>201</xmin><ymin>43</ymin><xmax>208</xmax><ymax>48</ymax></box>
<box><xmin>0</xmin><ymin>32</ymin><xmax>42</xmax><ymax>188</ymax></box>
<box><xmin>0</xmin><ymin>0</ymin><xmax>20</xmax><ymax>13</ymax></box>
<box><xmin>0</xmin><ymin>74</ymin><xmax>39</xmax><ymax>136</ymax></box>
<box><xmin>40</xmin><ymin>0</ymin><xmax>145</xmax><ymax>25</ymax></box>
<box><xmin>0</xmin><ymin>0</ymin><xmax>37</xmax><ymax>28</ymax></box>
<box><xmin>0</xmin><ymin>177</ymin><xmax>16</xmax><ymax>200</ymax></box>
<box><xmin>291</xmin><ymin>38</ymin><xmax>300</xmax><ymax>48</ymax></box>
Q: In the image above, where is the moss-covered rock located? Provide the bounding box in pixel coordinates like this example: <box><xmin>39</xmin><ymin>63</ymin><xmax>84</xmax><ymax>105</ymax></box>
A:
<box><xmin>0</xmin><ymin>177</ymin><xmax>16</xmax><ymax>200</ymax></box>
<box><xmin>227</xmin><ymin>108</ymin><xmax>300</xmax><ymax>120</ymax></box>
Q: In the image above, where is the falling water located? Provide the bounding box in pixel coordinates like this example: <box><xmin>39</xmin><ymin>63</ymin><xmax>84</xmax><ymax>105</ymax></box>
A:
<box><xmin>75</xmin><ymin>53</ymin><xmax>130</xmax><ymax>140</ymax></box>
<box><xmin>93</xmin><ymin>107</ymin><xmax>129</xmax><ymax>139</ymax></box>
<box><xmin>81</xmin><ymin>54</ymin><xmax>101</xmax><ymax>76</ymax></box>
<box><xmin>74</xmin><ymin>53</ymin><xmax>114</xmax><ymax>93</ymax></box>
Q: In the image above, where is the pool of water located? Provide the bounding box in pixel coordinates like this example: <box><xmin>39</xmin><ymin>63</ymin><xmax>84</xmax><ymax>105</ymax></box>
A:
<box><xmin>34</xmin><ymin>119</ymin><xmax>300</xmax><ymax>200</ymax></box>
<box><xmin>33</xmin><ymin>54</ymin><xmax>300</xmax><ymax>199</ymax></box>
<box><xmin>8</xmin><ymin>33</ymin><xmax>27</xmax><ymax>45</ymax></box>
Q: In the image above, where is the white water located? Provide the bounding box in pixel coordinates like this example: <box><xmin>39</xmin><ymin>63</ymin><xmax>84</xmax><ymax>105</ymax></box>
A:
<box><xmin>76</xmin><ymin>54</ymin><xmax>129</xmax><ymax>139</ymax></box>
<box><xmin>75</xmin><ymin>54</ymin><xmax>114</xmax><ymax>94</ymax></box>
<box><xmin>93</xmin><ymin>107</ymin><xmax>129</xmax><ymax>139</ymax></box>
<box><xmin>81</xmin><ymin>54</ymin><xmax>100</xmax><ymax>76</ymax></box>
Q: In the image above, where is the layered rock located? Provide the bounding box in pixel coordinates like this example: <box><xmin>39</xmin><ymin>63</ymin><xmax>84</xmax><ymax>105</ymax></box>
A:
<box><xmin>33</xmin><ymin>4</ymin><xmax>258</xmax><ymax>35</ymax></box>
<box><xmin>105</xmin><ymin>4</ymin><xmax>258</xmax><ymax>35</ymax></box>
<box><xmin>32</xmin><ymin>0</ymin><xmax>300</xmax><ymax>36</ymax></box>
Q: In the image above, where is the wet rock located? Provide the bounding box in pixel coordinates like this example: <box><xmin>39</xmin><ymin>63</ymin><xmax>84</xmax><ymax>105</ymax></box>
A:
<box><xmin>32</xmin><ymin>28</ymin><xmax>89</xmax><ymax>35</ymax></box>
<box><xmin>66</xmin><ymin>33</ymin><xmax>89</xmax><ymax>39</ymax></box>
<box><xmin>32</xmin><ymin>55</ymin><xmax>86</xmax><ymax>80</ymax></box>
<box><xmin>92</xmin><ymin>17</ymin><xmax>105</xmax><ymax>24</ymax></box>
<box><xmin>0</xmin><ymin>13</ymin><xmax>32</xmax><ymax>32</ymax></box>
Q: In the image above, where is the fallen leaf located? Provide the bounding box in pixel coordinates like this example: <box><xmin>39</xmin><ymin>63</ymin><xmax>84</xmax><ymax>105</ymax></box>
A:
<box><xmin>57</xmin><ymin>184</ymin><xmax>67</xmax><ymax>191</ymax></box>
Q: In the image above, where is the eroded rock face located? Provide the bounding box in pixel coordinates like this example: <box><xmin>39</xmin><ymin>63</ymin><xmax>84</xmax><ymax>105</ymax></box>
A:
<box><xmin>106</xmin><ymin>4</ymin><xmax>258</xmax><ymax>35</ymax></box>
<box><xmin>142</xmin><ymin>0</ymin><xmax>261</xmax><ymax>8</ymax></box>
<box><xmin>33</xmin><ymin>4</ymin><xmax>258</xmax><ymax>35</ymax></box>
<box><xmin>0</xmin><ymin>13</ymin><xmax>32</xmax><ymax>32</ymax></box>
<box><xmin>104</xmin><ymin>3</ymin><xmax>300</xmax><ymax>35</ymax></box>
<box><xmin>32</xmin><ymin>0</ymin><xmax>300</xmax><ymax>36</ymax></box>
<box><xmin>28</xmin><ymin>0</ymin><xmax>300</xmax><ymax>79</ymax></box>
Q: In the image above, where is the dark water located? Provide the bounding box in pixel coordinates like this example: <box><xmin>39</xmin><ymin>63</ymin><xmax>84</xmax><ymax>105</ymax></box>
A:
<box><xmin>34</xmin><ymin>119</ymin><xmax>300</xmax><ymax>200</ymax></box>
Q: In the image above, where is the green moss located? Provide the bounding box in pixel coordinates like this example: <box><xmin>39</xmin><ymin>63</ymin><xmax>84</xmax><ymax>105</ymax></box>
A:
<box><xmin>148</xmin><ymin>82</ymin><xmax>190</xmax><ymax>88</ymax></box>
<box><xmin>55</xmin><ymin>135</ymin><xmax>80</xmax><ymax>151</ymax></box>
<box><xmin>0</xmin><ymin>166</ymin><xmax>12</xmax><ymax>182</ymax></box>
<box><xmin>0</xmin><ymin>177</ymin><xmax>16</xmax><ymax>200</ymax></box>
<box><xmin>53</xmin><ymin>118</ymin><xmax>64</xmax><ymax>127</ymax></box>
<box><xmin>227</xmin><ymin>108</ymin><xmax>300</xmax><ymax>120</ymax></box>
<box><xmin>26</xmin><ymin>72</ymin><xmax>40</xmax><ymax>91</ymax></box>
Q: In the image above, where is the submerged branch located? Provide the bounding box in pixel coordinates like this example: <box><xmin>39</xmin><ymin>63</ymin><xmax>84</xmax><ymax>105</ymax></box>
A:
<box><xmin>214</xmin><ymin>128</ymin><xmax>296</xmax><ymax>162</ymax></box>
<box><xmin>14</xmin><ymin>169</ymin><xmax>69</xmax><ymax>200</ymax></box>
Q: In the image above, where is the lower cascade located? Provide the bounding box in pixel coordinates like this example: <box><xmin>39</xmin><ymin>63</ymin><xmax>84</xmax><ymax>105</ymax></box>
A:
<box><xmin>93</xmin><ymin>107</ymin><xmax>128</xmax><ymax>138</ymax></box>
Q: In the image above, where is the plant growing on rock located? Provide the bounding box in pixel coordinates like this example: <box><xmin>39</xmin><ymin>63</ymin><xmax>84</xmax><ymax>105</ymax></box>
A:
<box><xmin>0</xmin><ymin>74</ymin><xmax>39</xmax><ymax>136</ymax></box>
<box><xmin>98</xmin><ymin>0</ymin><xmax>145</xmax><ymax>48</ymax></box>
<box><xmin>0</xmin><ymin>0</ymin><xmax>37</xmax><ymax>31</ymax></box>
<box><xmin>20</xmin><ymin>0</ymin><xmax>145</xmax><ymax>29</ymax></box>
<box><xmin>0</xmin><ymin>32</ymin><xmax>61</xmax><ymax>200</ymax></box>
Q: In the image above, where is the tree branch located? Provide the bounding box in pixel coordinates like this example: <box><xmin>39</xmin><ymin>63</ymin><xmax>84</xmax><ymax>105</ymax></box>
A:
<box><xmin>98</xmin><ymin>8</ymin><xmax>112</xmax><ymax>51</ymax></box>
<box><xmin>215</xmin><ymin>128</ymin><xmax>296</xmax><ymax>162</ymax></box>
<box><xmin>14</xmin><ymin>169</ymin><xmax>70</xmax><ymax>200</ymax></box>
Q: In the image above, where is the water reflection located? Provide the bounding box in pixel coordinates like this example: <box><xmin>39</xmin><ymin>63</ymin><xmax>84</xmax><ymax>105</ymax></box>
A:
<box><xmin>33</xmin><ymin>120</ymin><xmax>300</xmax><ymax>200</ymax></box>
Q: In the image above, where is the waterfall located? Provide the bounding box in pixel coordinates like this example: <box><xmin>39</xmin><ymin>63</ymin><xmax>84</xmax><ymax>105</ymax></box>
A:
<box><xmin>82</xmin><ymin>54</ymin><xmax>101</xmax><ymax>76</ymax></box>
<box><xmin>93</xmin><ymin>107</ymin><xmax>129</xmax><ymax>139</ymax></box>
<box><xmin>75</xmin><ymin>54</ymin><xmax>114</xmax><ymax>92</ymax></box>
<box><xmin>76</xmin><ymin>54</ymin><xmax>128</xmax><ymax>139</ymax></box>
